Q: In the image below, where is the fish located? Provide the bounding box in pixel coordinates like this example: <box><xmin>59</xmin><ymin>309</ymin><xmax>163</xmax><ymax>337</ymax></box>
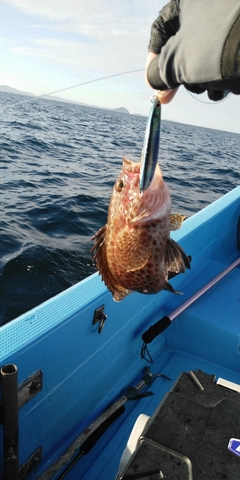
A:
<box><xmin>91</xmin><ymin>156</ymin><xmax>190</xmax><ymax>302</ymax></box>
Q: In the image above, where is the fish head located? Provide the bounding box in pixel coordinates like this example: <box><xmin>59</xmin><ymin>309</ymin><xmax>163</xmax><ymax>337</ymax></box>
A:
<box><xmin>109</xmin><ymin>157</ymin><xmax>171</xmax><ymax>225</ymax></box>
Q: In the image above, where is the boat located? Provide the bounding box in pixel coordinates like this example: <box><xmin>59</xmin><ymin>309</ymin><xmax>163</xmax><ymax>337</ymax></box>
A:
<box><xmin>0</xmin><ymin>185</ymin><xmax>239</xmax><ymax>480</ymax></box>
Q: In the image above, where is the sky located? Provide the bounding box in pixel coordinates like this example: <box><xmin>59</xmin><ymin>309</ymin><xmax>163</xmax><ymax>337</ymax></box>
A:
<box><xmin>1</xmin><ymin>0</ymin><xmax>240</xmax><ymax>133</ymax></box>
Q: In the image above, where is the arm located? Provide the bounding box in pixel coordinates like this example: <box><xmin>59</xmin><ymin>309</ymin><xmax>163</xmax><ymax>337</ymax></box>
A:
<box><xmin>145</xmin><ymin>0</ymin><xmax>180</xmax><ymax>103</ymax></box>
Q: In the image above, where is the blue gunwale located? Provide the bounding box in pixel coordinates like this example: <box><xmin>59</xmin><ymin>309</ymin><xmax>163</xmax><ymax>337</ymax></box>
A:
<box><xmin>1</xmin><ymin>186</ymin><xmax>239</xmax><ymax>363</ymax></box>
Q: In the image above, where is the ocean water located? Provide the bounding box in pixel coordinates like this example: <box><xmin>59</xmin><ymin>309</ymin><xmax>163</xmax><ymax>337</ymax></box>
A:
<box><xmin>0</xmin><ymin>91</ymin><xmax>239</xmax><ymax>325</ymax></box>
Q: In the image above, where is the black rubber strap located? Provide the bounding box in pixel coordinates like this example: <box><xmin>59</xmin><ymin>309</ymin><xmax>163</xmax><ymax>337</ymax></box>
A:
<box><xmin>142</xmin><ymin>316</ymin><xmax>171</xmax><ymax>344</ymax></box>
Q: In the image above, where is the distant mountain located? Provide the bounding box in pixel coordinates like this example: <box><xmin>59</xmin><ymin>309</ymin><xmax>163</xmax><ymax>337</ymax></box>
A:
<box><xmin>0</xmin><ymin>85</ymin><xmax>130</xmax><ymax>114</ymax></box>
<box><xmin>0</xmin><ymin>85</ymin><xmax>34</xmax><ymax>96</ymax></box>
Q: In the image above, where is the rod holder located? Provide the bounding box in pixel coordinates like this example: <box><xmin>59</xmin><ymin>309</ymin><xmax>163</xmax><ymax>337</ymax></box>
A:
<box><xmin>0</xmin><ymin>364</ymin><xmax>19</xmax><ymax>480</ymax></box>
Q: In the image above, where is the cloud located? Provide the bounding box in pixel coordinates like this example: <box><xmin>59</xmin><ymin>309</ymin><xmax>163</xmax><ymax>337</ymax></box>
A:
<box><xmin>3</xmin><ymin>0</ymin><xmax>162</xmax><ymax>77</ymax></box>
<box><xmin>3</xmin><ymin>0</ymin><xmax>157</xmax><ymax>36</ymax></box>
<box><xmin>3</xmin><ymin>0</ymin><xmax>162</xmax><ymax>75</ymax></box>
<box><xmin>12</xmin><ymin>38</ymin><xmax>96</xmax><ymax>68</ymax></box>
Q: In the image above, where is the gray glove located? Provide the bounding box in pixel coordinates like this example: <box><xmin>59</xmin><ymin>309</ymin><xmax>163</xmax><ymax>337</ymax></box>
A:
<box><xmin>147</xmin><ymin>0</ymin><xmax>240</xmax><ymax>101</ymax></box>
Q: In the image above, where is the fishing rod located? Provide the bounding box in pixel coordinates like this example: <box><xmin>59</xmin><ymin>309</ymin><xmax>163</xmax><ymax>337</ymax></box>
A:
<box><xmin>142</xmin><ymin>257</ymin><xmax>240</xmax><ymax>353</ymax></box>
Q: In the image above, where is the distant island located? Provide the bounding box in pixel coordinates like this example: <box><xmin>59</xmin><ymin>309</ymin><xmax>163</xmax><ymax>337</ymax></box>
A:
<box><xmin>0</xmin><ymin>85</ymin><xmax>130</xmax><ymax>114</ymax></box>
<box><xmin>112</xmin><ymin>107</ymin><xmax>129</xmax><ymax>114</ymax></box>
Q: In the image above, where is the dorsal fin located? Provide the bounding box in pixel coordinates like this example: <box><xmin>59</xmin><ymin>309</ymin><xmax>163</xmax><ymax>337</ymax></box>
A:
<box><xmin>170</xmin><ymin>214</ymin><xmax>186</xmax><ymax>231</ymax></box>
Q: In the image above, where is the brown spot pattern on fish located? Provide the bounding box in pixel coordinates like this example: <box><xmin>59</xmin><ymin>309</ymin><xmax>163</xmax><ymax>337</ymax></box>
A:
<box><xmin>91</xmin><ymin>157</ymin><xmax>190</xmax><ymax>302</ymax></box>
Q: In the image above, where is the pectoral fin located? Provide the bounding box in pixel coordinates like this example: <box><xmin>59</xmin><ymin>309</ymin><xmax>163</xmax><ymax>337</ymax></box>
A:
<box><xmin>116</xmin><ymin>229</ymin><xmax>152</xmax><ymax>272</ymax></box>
<box><xmin>165</xmin><ymin>237</ymin><xmax>191</xmax><ymax>274</ymax></box>
<box><xmin>163</xmin><ymin>238</ymin><xmax>191</xmax><ymax>295</ymax></box>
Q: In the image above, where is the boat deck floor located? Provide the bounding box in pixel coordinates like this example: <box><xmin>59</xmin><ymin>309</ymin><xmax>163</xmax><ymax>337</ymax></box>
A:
<box><xmin>70</xmin><ymin>351</ymin><xmax>239</xmax><ymax>480</ymax></box>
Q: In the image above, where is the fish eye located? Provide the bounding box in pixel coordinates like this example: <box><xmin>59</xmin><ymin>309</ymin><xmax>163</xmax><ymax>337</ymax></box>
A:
<box><xmin>117</xmin><ymin>179</ymin><xmax>124</xmax><ymax>192</ymax></box>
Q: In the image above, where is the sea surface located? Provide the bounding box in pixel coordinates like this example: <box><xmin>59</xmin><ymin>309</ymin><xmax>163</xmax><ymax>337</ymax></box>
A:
<box><xmin>0</xmin><ymin>91</ymin><xmax>239</xmax><ymax>325</ymax></box>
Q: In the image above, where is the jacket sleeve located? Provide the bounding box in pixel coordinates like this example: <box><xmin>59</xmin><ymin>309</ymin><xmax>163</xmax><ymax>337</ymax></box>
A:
<box><xmin>148</xmin><ymin>0</ymin><xmax>180</xmax><ymax>54</ymax></box>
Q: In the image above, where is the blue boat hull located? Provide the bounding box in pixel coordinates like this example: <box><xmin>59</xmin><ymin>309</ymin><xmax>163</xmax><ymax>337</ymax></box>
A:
<box><xmin>0</xmin><ymin>186</ymin><xmax>239</xmax><ymax>479</ymax></box>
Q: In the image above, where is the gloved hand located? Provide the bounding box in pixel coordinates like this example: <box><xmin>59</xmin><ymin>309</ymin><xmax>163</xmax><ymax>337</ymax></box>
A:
<box><xmin>146</xmin><ymin>0</ymin><xmax>240</xmax><ymax>102</ymax></box>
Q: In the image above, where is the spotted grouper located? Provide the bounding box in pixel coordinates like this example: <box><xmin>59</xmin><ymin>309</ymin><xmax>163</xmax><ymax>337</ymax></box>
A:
<box><xmin>91</xmin><ymin>156</ymin><xmax>190</xmax><ymax>301</ymax></box>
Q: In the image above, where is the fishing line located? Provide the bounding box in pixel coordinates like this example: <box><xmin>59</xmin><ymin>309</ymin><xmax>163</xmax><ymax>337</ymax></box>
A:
<box><xmin>3</xmin><ymin>67</ymin><xmax>232</xmax><ymax>111</ymax></box>
<box><xmin>4</xmin><ymin>69</ymin><xmax>145</xmax><ymax>110</ymax></box>
<box><xmin>186</xmin><ymin>90</ymin><xmax>232</xmax><ymax>104</ymax></box>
